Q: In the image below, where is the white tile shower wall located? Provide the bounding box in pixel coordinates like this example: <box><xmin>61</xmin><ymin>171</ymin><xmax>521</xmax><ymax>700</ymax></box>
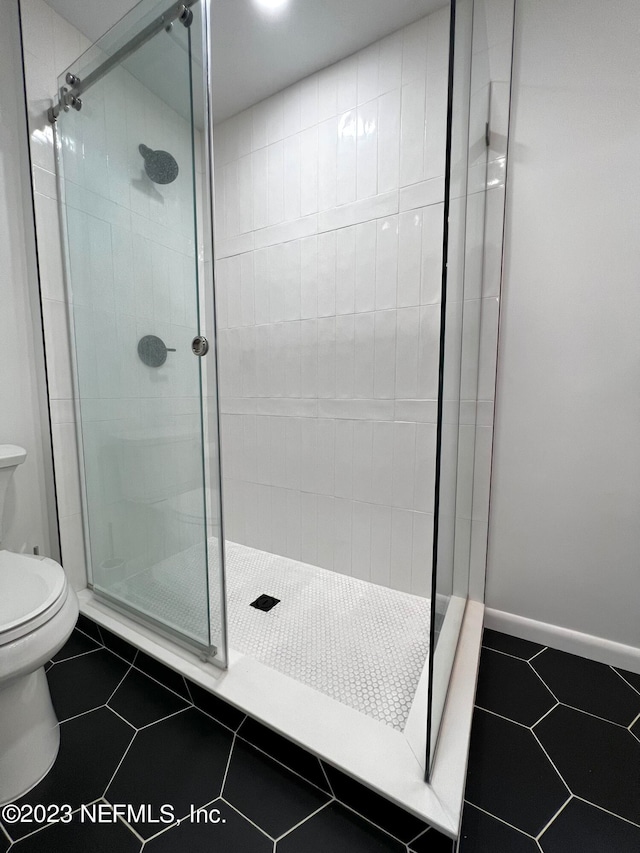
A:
<box><xmin>213</xmin><ymin>10</ymin><xmax>451</xmax><ymax>595</ymax></box>
<box><xmin>20</xmin><ymin>0</ymin><xmax>212</xmax><ymax>588</ymax></box>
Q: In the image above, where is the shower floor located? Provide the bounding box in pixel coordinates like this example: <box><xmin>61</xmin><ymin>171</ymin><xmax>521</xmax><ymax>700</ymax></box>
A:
<box><xmin>116</xmin><ymin>540</ymin><xmax>431</xmax><ymax>731</ymax></box>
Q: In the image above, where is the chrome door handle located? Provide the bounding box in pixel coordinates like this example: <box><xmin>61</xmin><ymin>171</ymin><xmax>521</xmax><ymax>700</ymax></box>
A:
<box><xmin>191</xmin><ymin>336</ymin><xmax>209</xmax><ymax>356</ymax></box>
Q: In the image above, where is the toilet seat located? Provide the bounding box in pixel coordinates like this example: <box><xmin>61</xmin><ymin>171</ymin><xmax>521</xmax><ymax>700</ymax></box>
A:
<box><xmin>0</xmin><ymin>551</ymin><xmax>69</xmax><ymax>646</ymax></box>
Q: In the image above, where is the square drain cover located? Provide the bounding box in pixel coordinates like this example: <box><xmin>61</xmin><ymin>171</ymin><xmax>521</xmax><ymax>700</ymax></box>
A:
<box><xmin>250</xmin><ymin>594</ymin><xmax>280</xmax><ymax>612</ymax></box>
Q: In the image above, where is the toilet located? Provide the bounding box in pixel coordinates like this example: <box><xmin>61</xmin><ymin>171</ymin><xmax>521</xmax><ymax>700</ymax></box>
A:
<box><xmin>0</xmin><ymin>445</ymin><xmax>78</xmax><ymax>805</ymax></box>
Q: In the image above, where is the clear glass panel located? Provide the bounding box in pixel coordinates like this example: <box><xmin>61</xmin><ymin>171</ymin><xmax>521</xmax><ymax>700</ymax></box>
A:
<box><xmin>55</xmin><ymin>0</ymin><xmax>224</xmax><ymax>656</ymax></box>
<box><xmin>427</xmin><ymin>0</ymin><xmax>514</xmax><ymax>767</ymax></box>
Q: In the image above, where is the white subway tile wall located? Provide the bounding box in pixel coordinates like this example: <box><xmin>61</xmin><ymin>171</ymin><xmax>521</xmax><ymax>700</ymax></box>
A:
<box><xmin>213</xmin><ymin>11</ymin><xmax>451</xmax><ymax>595</ymax></box>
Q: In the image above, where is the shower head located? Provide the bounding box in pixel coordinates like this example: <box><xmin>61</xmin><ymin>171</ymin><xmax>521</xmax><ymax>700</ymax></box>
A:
<box><xmin>138</xmin><ymin>144</ymin><xmax>179</xmax><ymax>184</ymax></box>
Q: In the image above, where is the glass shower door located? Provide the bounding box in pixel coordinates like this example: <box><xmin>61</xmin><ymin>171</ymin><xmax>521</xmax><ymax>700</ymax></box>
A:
<box><xmin>54</xmin><ymin>0</ymin><xmax>224</xmax><ymax>660</ymax></box>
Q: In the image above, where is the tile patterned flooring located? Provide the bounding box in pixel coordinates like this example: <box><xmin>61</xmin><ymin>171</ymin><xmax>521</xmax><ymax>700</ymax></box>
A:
<box><xmin>1</xmin><ymin>620</ymin><xmax>639</xmax><ymax>851</ymax></box>
<box><xmin>460</xmin><ymin>629</ymin><xmax>640</xmax><ymax>852</ymax></box>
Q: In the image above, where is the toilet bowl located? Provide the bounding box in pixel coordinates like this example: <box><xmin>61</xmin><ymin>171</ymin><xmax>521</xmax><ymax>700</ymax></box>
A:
<box><xmin>0</xmin><ymin>446</ymin><xmax>78</xmax><ymax>804</ymax></box>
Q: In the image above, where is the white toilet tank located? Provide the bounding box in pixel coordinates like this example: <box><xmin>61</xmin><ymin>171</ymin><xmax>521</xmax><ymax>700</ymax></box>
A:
<box><xmin>0</xmin><ymin>446</ymin><xmax>27</xmax><ymax>543</ymax></box>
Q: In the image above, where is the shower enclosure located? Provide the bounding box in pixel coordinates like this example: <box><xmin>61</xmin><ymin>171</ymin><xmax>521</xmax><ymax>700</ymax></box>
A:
<box><xmin>41</xmin><ymin>0</ymin><xmax>511</xmax><ymax>833</ymax></box>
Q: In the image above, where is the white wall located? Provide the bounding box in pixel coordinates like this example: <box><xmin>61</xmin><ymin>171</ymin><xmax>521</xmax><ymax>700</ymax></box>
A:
<box><xmin>487</xmin><ymin>0</ymin><xmax>640</xmax><ymax>650</ymax></box>
<box><xmin>214</xmin><ymin>11</ymin><xmax>450</xmax><ymax>595</ymax></box>
<box><xmin>0</xmin><ymin>1</ymin><xmax>57</xmax><ymax>559</ymax></box>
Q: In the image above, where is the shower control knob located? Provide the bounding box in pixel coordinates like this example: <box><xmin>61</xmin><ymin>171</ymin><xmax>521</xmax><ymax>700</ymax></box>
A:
<box><xmin>191</xmin><ymin>336</ymin><xmax>209</xmax><ymax>357</ymax></box>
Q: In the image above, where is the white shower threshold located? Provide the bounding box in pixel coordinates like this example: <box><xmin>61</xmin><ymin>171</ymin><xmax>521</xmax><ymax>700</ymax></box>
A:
<box><xmin>77</xmin><ymin>588</ymin><xmax>483</xmax><ymax>838</ymax></box>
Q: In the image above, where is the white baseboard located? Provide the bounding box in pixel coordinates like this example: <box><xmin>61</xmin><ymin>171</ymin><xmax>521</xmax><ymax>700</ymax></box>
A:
<box><xmin>485</xmin><ymin>608</ymin><xmax>640</xmax><ymax>676</ymax></box>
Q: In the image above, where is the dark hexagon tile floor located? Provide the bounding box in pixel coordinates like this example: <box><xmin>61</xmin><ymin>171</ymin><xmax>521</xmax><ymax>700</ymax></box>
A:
<box><xmin>531</xmin><ymin>648</ymin><xmax>640</xmax><ymax>725</ymax></box>
<box><xmin>616</xmin><ymin>667</ymin><xmax>640</xmax><ymax>695</ymax></box>
<box><xmin>481</xmin><ymin>629</ymin><xmax>544</xmax><ymax>661</ymax></box>
<box><xmin>51</xmin><ymin>628</ymin><xmax>101</xmax><ymax>662</ymax></box>
<box><xmin>276</xmin><ymin>802</ymin><xmax>406</xmax><ymax>853</ymax></box>
<box><xmin>538</xmin><ymin>798</ymin><xmax>640</xmax><ymax>852</ymax></box>
<box><xmin>409</xmin><ymin>826</ymin><xmax>458</xmax><ymax>852</ymax></box>
<box><xmin>474</xmin><ymin>648</ymin><xmax>556</xmax><ymax>726</ymax></box>
<box><xmin>105</xmin><ymin>708</ymin><xmax>234</xmax><ymax>838</ymax></box>
<box><xmin>223</xmin><ymin>738</ymin><xmax>330</xmax><ymax>838</ymax></box>
<box><xmin>0</xmin><ymin>831</ymin><xmax>9</xmax><ymax>853</ymax></box>
<box><xmin>534</xmin><ymin>705</ymin><xmax>640</xmax><ymax>826</ymax></box>
<box><xmin>9</xmin><ymin>806</ymin><xmax>141</xmax><ymax>852</ymax></box>
<box><xmin>143</xmin><ymin>799</ymin><xmax>272</xmax><ymax>853</ymax></box>
<box><xmin>464</xmin><ymin>709</ymin><xmax>569</xmax><ymax>836</ymax></box>
<box><xmin>459</xmin><ymin>629</ymin><xmax>640</xmax><ymax>851</ymax></box>
<box><xmin>108</xmin><ymin>667</ymin><xmax>190</xmax><ymax>729</ymax></box>
<box><xmin>238</xmin><ymin>717</ymin><xmax>331</xmax><ymax>792</ymax></box>
<box><xmin>459</xmin><ymin>804</ymin><xmax>539</xmax><ymax>852</ymax></box>
<box><xmin>2</xmin><ymin>707</ymin><xmax>135</xmax><ymax>842</ymax></box>
<box><xmin>6</xmin><ymin>623</ymin><xmax>639</xmax><ymax>852</ymax></box>
<box><xmin>47</xmin><ymin>650</ymin><xmax>129</xmax><ymax>721</ymax></box>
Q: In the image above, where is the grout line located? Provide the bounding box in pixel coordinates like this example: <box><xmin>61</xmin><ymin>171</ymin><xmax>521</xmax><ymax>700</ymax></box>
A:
<box><xmin>319</xmin><ymin>761</ymin><xmax>335</xmax><ymax>797</ymax></box>
<box><xmin>539</xmin><ymin>701</ymin><xmax>632</xmax><ymax>731</ymax></box>
<box><xmin>106</xmin><ymin>705</ymin><xmax>139</xmax><ymax>732</ymax></box>
<box><xmin>526</xmin><ymin>660</ymin><xmax>560</xmax><ymax>703</ymax></box>
<box><xmin>629</xmin><ymin>726</ymin><xmax>640</xmax><ymax>747</ymax></box>
<box><xmin>613</xmin><ymin>667</ymin><xmax>640</xmax><ymax>698</ymax></box>
<box><xmin>99</xmin><ymin>797</ymin><xmax>147</xmax><ymax>845</ymax></box>
<box><xmin>406</xmin><ymin>826</ymin><xmax>431</xmax><ymax>847</ymax></box>
<box><xmin>327</xmin><ymin>797</ymin><xmax>416</xmax><ymax>847</ymax></box>
<box><xmin>219</xmin><ymin>732</ymin><xmax>237</xmax><ymax>796</ymax></box>
<box><xmin>460</xmin><ymin>800</ymin><xmax>539</xmax><ymax>840</ymax></box>
<box><xmin>138</xmin><ymin>815</ymin><xmax>184</xmax><ymax>845</ymax></box>
<box><xmin>136</xmin><ymin>707</ymin><xmax>190</xmax><ymax>732</ymax></box>
<box><xmin>190</xmin><ymin>703</ymin><xmax>243</xmax><ymax>736</ymax></box>
<box><xmin>530</xmin><ymin>701</ymin><xmax>559</xmax><ymax>729</ymax></box>
<box><xmin>273</xmin><ymin>798</ymin><xmax>334</xmax><ymax>843</ymax></box>
<box><xmin>182</xmin><ymin>676</ymin><xmax>194</xmax><ymax>703</ymax></box>
<box><xmin>233</xmin><ymin>731</ymin><xmax>335</xmax><ymax>796</ymax></box>
<box><xmin>480</xmin><ymin>645</ymin><xmax>532</xmax><ymax>662</ymax></box>
<box><xmin>105</xmin><ymin>662</ymin><xmax>134</xmax><ymax>705</ymax></box>
<box><xmin>534</xmin><ymin>794</ymin><xmax>572</xmax><ymax>840</ymax></box>
<box><xmin>101</xmin><ymin>728</ymin><xmax>138</xmax><ymax>798</ymax></box>
<box><xmin>102</xmin><ymin>644</ymin><xmax>140</xmax><ymax>666</ymax></box>
<box><xmin>50</xmin><ymin>646</ymin><xmax>103</xmax><ymax>666</ymax></box>
<box><xmin>627</xmin><ymin>710</ymin><xmax>640</xmax><ymax>730</ymax></box>
<box><xmin>75</xmin><ymin>624</ymin><xmax>105</xmax><ymax>646</ymax></box>
<box><xmin>116</xmin><ymin>813</ymin><xmax>146</xmax><ymax>845</ymax></box>
<box><xmin>57</xmin><ymin>702</ymin><xmax>111</xmax><ymax>727</ymax></box>
<box><xmin>571</xmin><ymin>795</ymin><xmax>640</xmax><ymax>830</ymax></box>
<box><xmin>527</xmin><ymin>647</ymin><xmax>547</xmax><ymax>663</ymax></box>
<box><xmin>529</xmin><ymin>730</ymin><xmax>572</xmax><ymax>797</ymax></box>
<box><xmin>474</xmin><ymin>705</ymin><xmax>531</xmax><ymax>730</ymax></box>
<box><xmin>220</xmin><ymin>796</ymin><xmax>275</xmax><ymax>841</ymax></box>
<box><xmin>131</xmin><ymin>661</ymin><xmax>197</xmax><ymax>704</ymax></box>
<box><xmin>4</xmin><ymin>818</ymin><xmax>52</xmax><ymax>844</ymax></box>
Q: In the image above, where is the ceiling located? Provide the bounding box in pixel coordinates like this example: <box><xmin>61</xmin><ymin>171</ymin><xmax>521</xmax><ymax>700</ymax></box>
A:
<box><xmin>47</xmin><ymin>0</ymin><xmax>446</xmax><ymax>124</ymax></box>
